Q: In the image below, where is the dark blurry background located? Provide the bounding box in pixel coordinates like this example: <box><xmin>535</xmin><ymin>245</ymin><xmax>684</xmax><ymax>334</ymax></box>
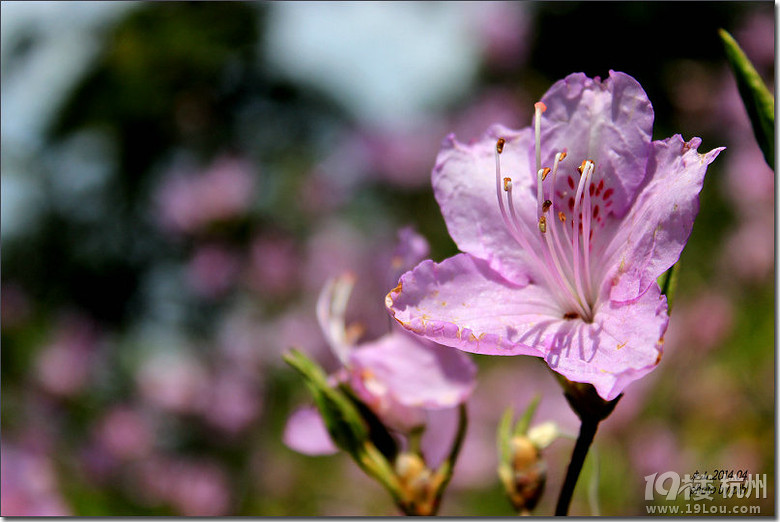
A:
<box><xmin>1</xmin><ymin>1</ymin><xmax>774</xmax><ymax>515</ymax></box>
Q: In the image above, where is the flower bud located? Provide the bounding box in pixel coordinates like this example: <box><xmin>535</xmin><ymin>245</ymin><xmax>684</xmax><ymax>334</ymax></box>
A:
<box><xmin>395</xmin><ymin>453</ymin><xmax>440</xmax><ymax>516</ymax></box>
<box><xmin>501</xmin><ymin>435</ymin><xmax>547</xmax><ymax>513</ymax></box>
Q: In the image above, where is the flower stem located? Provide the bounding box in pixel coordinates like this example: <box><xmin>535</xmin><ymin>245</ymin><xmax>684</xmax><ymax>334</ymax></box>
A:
<box><xmin>554</xmin><ymin>417</ymin><xmax>599</xmax><ymax>516</ymax></box>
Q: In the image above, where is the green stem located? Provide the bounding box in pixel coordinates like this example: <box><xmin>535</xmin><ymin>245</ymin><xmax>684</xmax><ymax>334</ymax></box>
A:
<box><xmin>554</xmin><ymin>417</ymin><xmax>599</xmax><ymax>516</ymax></box>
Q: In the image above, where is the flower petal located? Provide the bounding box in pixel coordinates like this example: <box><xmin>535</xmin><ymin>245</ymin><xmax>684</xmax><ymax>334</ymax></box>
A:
<box><xmin>386</xmin><ymin>253</ymin><xmax>562</xmax><ymax>356</ymax></box>
<box><xmin>602</xmin><ymin>135</ymin><xmax>725</xmax><ymax>303</ymax></box>
<box><xmin>283</xmin><ymin>406</ymin><xmax>339</xmax><ymax>456</ymax></box>
<box><xmin>544</xmin><ymin>283</ymin><xmax>669</xmax><ymax>400</ymax></box>
<box><xmin>348</xmin><ymin>330</ymin><xmax>476</xmax><ymax>425</ymax></box>
<box><xmin>432</xmin><ymin>125</ymin><xmax>539</xmax><ymax>286</ymax></box>
<box><xmin>540</xmin><ymin>71</ymin><xmax>654</xmax><ymax>216</ymax></box>
<box><xmin>387</xmin><ymin>254</ymin><xmax>669</xmax><ymax>400</ymax></box>
<box><xmin>315</xmin><ymin>273</ymin><xmax>356</xmax><ymax>364</ymax></box>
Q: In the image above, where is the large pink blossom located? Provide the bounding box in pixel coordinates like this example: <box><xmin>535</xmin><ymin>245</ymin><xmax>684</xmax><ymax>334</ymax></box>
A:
<box><xmin>387</xmin><ymin>71</ymin><xmax>723</xmax><ymax>400</ymax></box>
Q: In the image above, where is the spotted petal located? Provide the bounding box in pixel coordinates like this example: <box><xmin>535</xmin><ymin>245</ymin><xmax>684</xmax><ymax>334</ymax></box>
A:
<box><xmin>433</xmin><ymin>125</ymin><xmax>539</xmax><ymax>286</ymax></box>
<box><xmin>539</xmin><ymin>71</ymin><xmax>654</xmax><ymax>216</ymax></box>
<box><xmin>387</xmin><ymin>253</ymin><xmax>668</xmax><ymax>400</ymax></box>
<box><xmin>602</xmin><ymin>135</ymin><xmax>725</xmax><ymax>302</ymax></box>
<box><xmin>348</xmin><ymin>330</ymin><xmax>476</xmax><ymax>431</ymax></box>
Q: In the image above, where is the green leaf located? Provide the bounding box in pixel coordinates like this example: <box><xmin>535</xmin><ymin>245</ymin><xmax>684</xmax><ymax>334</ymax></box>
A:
<box><xmin>719</xmin><ymin>28</ymin><xmax>775</xmax><ymax>168</ymax></box>
<box><xmin>497</xmin><ymin>406</ymin><xmax>515</xmax><ymax>464</ymax></box>
<box><xmin>514</xmin><ymin>394</ymin><xmax>541</xmax><ymax>436</ymax></box>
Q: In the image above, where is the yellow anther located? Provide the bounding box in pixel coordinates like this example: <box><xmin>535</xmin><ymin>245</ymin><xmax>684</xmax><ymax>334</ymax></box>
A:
<box><xmin>496</xmin><ymin>138</ymin><xmax>506</xmax><ymax>154</ymax></box>
<box><xmin>538</xmin><ymin>215</ymin><xmax>547</xmax><ymax>233</ymax></box>
<box><xmin>503</xmin><ymin>177</ymin><xmax>512</xmax><ymax>191</ymax></box>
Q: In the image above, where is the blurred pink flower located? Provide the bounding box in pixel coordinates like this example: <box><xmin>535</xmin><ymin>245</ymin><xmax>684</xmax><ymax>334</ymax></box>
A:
<box><xmin>286</xmin><ymin>229</ymin><xmax>476</xmax><ymax>453</ymax></box>
<box><xmin>93</xmin><ymin>406</ymin><xmax>154</xmax><ymax>461</ymax></box>
<box><xmin>202</xmin><ymin>370</ymin><xmax>262</xmax><ymax>435</ymax></box>
<box><xmin>136</xmin><ymin>350</ymin><xmax>208</xmax><ymax>414</ymax></box>
<box><xmin>665</xmin><ymin>292</ymin><xmax>734</xmax><ymax>354</ymax></box>
<box><xmin>720</xmin><ymin>218</ymin><xmax>774</xmax><ymax>283</ymax></box>
<box><xmin>722</xmin><ymin>140</ymin><xmax>774</xmax><ymax>217</ymax></box>
<box><xmin>364</xmin><ymin>123</ymin><xmax>447</xmax><ymax>188</ymax></box>
<box><xmin>133</xmin><ymin>456</ymin><xmax>231</xmax><ymax>516</ymax></box>
<box><xmin>628</xmin><ymin>423</ymin><xmax>692</xmax><ymax>479</ymax></box>
<box><xmin>451</xmin><ymin>88</ymin><xmax>529</xmax><ymax>143</ymax></box>
<box><xmin>168</xmin><ymin>460</ymin><xmax>232</xmax><ymax>516</ymax></box>
<box><xmin>467</xmin><ymin>1</ymin><xmax>532</xmax><ymax>71</ymax></box>
<box><xmin>35</xmin><ymin>314</ymin><xmax>98</xmax><ymax>397</ymax></box>
<box><xmin>186</xmin><ymin>243</ymin><xmax>241</xmax><ymax>298</ymax></box>
<box><xmin>734</xmin><ymin>9</ymin><xmax>775</xmax><ymax>72</ymax></box>
<box><xmin>156</xmin><ymin>156</ymin><xmax>255</xmax><ymax>235</ymax></box>
<box><xmin>1</xmin><ymin>444</ymin><xmax>71</xmax><ymax>516</ymax></box>
<box><xmin>283</xmin><ymin>406</ymin><xmax>338</xmax><ymax>456</ymax></box>
<box><xmin>247</xmin><ymin>233</ymin><xmax>300</xmax><ymax>297</ymax></box>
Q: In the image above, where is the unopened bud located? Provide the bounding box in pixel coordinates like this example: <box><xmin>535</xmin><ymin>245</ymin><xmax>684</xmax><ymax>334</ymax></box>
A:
<box><xmin>502</xmin><ymin>435</ymin><xmax>547</xmax><ymax>513</ymax></box>
<box><xmin>395</xmin><ymin>453</ymin><xmax>439</xmax><ymax>516</ymax></box>
<box><xmin>527</xmin><ymin>421</ymin><xmax>559</xmax><ymax>449</ymax></box>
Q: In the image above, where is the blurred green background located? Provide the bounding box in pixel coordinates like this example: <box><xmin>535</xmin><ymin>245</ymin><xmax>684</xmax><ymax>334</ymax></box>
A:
<box><xmin>1</xmin><ymin>1</ymin><xmax>774</xmax><ymax>516</ymax></box>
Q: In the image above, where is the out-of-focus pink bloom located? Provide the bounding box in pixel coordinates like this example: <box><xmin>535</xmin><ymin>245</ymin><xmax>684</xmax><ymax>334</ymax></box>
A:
<box><xmin>665</xmin><ymin>292</ymin><xmax>734</xmax><ymax>354</ymax></box>
<box><xmin>364</xmin><ymin>123</ymin><xmax>448</xmax><ymax>188</ymax></box>
<box><xmin>283</xmin><ymin>406</ymin><xmax>339</xmax><ymax>456</ymax></box>
<box><xmin>1</xmin><ymin>282</ymin><xmax>31</xmax><ymax>330</ymax></box>
<box><xmin>347</xmin><ymin>329</ymin><xmax>476</xmax><ymax>431</ymax></box>
<box><xmin>628</xmin><ymin>424</ymin><xmax>692</xmax><ymax>479</ymax></box>
<box><xmin>286</xmin><ymin>229</ymin><xmax>476</xmax><ymax>452</ymax></box>
<box><xmin>467</xmin><ymin>1</ymin><xmax>531</xmax><ymax>71</ymax></box>
<box><xmin>247</xmin><ymin>234</ymin><xmax>300</xmax><ymax>297</ymax></box>
<box><xmin>734</xmin><ymin>9</ymin><xmax>775</xmax><ymax>72</ymax></box>
<box><xmin>35</xmin><ymin>315</ymin><xmax>98</xmax><ymax>397</ymax></box>
<box><xmin>722</xmin><ymin>141</ymin><xmax>774</xmax><ymax>216</ymax></box>
<box><xmin>168</xmin><ymin>460</ymin><xmax>232</xmax><ymax>516</ymax></box>
<box><xmin>1</xmin><ymin>444</ymin><xmax>71</xmax><ymax>516</ymax></box>
<box><xmin>386</xmin><ymin>226</ymin><xmax>430</xmax><ymax>288</ymax></box>
<box><xmin>186</xmin><ymin>244</ymin><xmax>241</xmax><ymax>299</ymax></box>
<box><xmin>303</xmin><ymin>220</ymin><xmax>395</xmax><ymax>340</ymax></box>
<box><xmin>303</xmin><ymin>132</ymin><xmax>373</xmax><ymax>211</ymax></box>
<box><xmin>136</xmin><ymin>350</ymin><xmax>208</xmax><ymax>414</ymax></box>
<box><xmin>720</xmin><ymin>218</ymin><xmax>774</xmax><ymax>283</ymax></box>
<box><xmin>202</xmin><ymin>371</ymin><xmax>261</xmax><ymax>435</ymax></box>
<box><xmin>388</xmin><ymin>71</ymin><xmax>723</xmax><ymax>400</ymax></box>
<box><xmin>133</xmin><ymin>456</ymin><xmax>231</xmax><ymax>516</ymax></box>
<box><xmin>451</xmin><ymin>88</ymin><xmax>529</xmax><ymax>143</ymax></box>
<box><xmin>156</xmin><ymin>156</ymin><xmax>255</xmax><ymax>235</ymax></box>
<box><xmin>94</xmin><ymin>406</ymin><xmax>154</xmax><ymax>461</ymax></box>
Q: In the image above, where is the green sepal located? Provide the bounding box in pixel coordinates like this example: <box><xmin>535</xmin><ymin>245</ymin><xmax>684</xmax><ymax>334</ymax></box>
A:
<box><xmin>283</xmin><ymin>349</ymin><xmax>368</xmax><ymax>458</ymax></box>
<box><xmin>719</xmin><ymin>28</ymin><xmax>775</xmax><ymax>168</ymax></box>
<box><xmin>553</xmin><ymin>375</ymin><xmax>621</xmax><ymax>423</ymax></box>
<box><xmin>514</xmin><ymin>394</ymin><xmax>541</xmax><ymax>437</ymax></box>
<box><xmin>497</xmin><ymin>406</ymin><xmax>515</xmax><ymax>465</ymax></box>
<box><xmin>342</xmin><ymin>384</ymin><xmax>399</xmax><ymax>463</ymax></box>
<box><xmin>284</xmin><ymin>349</ymin><xmax>402</xmax><ymax>502</ymax></box>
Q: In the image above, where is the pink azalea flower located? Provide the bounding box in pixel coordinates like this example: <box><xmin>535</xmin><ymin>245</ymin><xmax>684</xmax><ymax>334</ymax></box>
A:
<box><xmin>285</xmin><ymin>230</ymin><xmax>476</xmax><ymax>454</ymax></box>
<box><xmin>386</xmin><ymin>71</ymin><xmax>723</xmax><ymax>400</ymax></box>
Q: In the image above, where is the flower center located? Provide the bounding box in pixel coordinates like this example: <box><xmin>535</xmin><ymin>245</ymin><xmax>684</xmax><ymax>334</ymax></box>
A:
<box><xmin>494</xmin><ymin>102</ymin><xmax>600</xmax><ymax>322</ymax></box>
